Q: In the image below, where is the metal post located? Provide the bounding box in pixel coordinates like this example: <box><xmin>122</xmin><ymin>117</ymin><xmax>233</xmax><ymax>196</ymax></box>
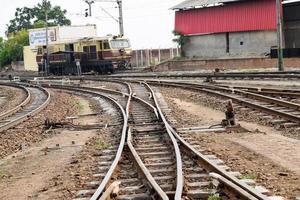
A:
<box><xmin>135</xmin><ymin>50</ymin><xmax>138</xmax><ymax>68</ymax></box>
<box><xmin>158</xmin><ymin>48</ymin><xmax>161</xmax><ymax>63</ymax></box>
<box><xmin>45</xmin><ymin>0</ymin><xmax>49</xmax><ymax>76</ymax></box>
<box><xmin>117</xmin><ymin>0</ymin><xmax>124</xmax><ymax>36</ymax></box>
<box><xmin>147</xmin><ymin>49</ymin><xmax>150</xmax><ymax>67</ymax></box>
<box><xmin>85</xmin><ymin>1</ymin><xmax>94</xmax><ymax>16</ymax></box>
<box><xmin>276</xmin><ymin>0</ymin><xmax>284</xmax><ymax>71</ymax></box>
<box><xmin>140</xmin><ymin>50</ymin><xmax>143</xmax><ymax>67</ymax></box>
<box><xmin>150</xmin><ymin>49</ymin><xmax>153</xmax><ymax>65</ymax></box>
<box><xmin>89</xmin><ymin>3</ymin><xmax>92</xmax><ymax>16</ymax></box>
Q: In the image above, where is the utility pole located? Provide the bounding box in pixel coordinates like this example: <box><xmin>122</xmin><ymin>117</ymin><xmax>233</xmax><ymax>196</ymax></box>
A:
<box><xmin>276</xmin><ymin>0</ymin><xmax>284</xmax><ymax>71</ymax></box>
<box><xmin>83</xmin><ymin>0</ymin><xmax>124</xmax><ymax>36</ymax></box>
<box><xmin>44</xmin><ymin>0</ymin><xmax>49</xmax><ymax>76</ymax></box>
<box><xmin>85</xmin><ymin>1</ymin><xmax>94</xmax><ymax>16</ymax></box>
<box><xmin>117</xmin><ymin>0</ymin><xmax>124</xmax><ymax>36</ymax></box>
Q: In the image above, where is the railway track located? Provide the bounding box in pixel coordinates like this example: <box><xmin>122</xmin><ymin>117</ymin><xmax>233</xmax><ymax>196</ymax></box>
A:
<box><xmin>142</xmin><ymin>80</ymin><xmax>300</xmax><ymax>129</ymax></box>
<box><xmin>0</xmin><ymin>83</ymin><xmax>50</xmax><ymax>132</ymax></box>
<box><xmin>214</xmin><ymin>84</ymin><xmax>300</xmax><ymax>100</ymax></box>
<box><xmin>100</xmin><ymin>71</ymin><xmax>300</xmax><ymax>80</ymax></box>
<box><xmin>45</xmin><ymin>85</ymin><xmax>169</xmax><ymax>200</ymax></box>
<box><xmin>51</xmin><ymin>80</ymin><xmax>278</xmax><ymax>199</ymax></box>
<box><xmin>39</xmin><ymin>80</ymin><xmax>285</xmax><ymax>199</ymax></box>
<box><xmin>0</xmin><ymin>84</ymin><xmax>30</xmax><ymax>119</ymax></box>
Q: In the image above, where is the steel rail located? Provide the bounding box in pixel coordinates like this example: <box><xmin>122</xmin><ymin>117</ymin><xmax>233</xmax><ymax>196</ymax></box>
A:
<box><xmin>46</xmin><ymin>84</ymin><xmax>169</xmax><ymax>199</ymax></box>
<box><xmin>89</xmin><ymin>81</ymin><xmax>168</xmax><ymax>199</ymax></box>
<box><xmin>127</xmin><ymin>128</ymin><xmax>169</xmax><ymax>200</ymax></box>
<box><xmin>43</xmin><ymin>85</ymin><xmax>128</xmax><ymax>200</ymax></box>
<box><xmin>0</xmin><ymin>83</ymin><xmax>31</xmax><ymax>120</ymax></box>
<box><xmin>167</xmin><ymin>124</ymin><xmax>268</xmax><ymax>200</ymax></box>
<box><xmin>0</xmin><ymin>84</ymin><xmax>50</xmax><ymax>133</ymax></box>
<box><xmin>218</xmin><ymin>84</ymin><xmax>300</xmax><ymax>93</ymax></box>
<box><xmin>143</xmin><ymin>82</ymin><xmax>184</xmax><ymax>200</ymax></box>
<box><xmin>66</xmin><ymin>82</ymin><xmax>159</xmax><ymax>118</ymax></box>
<box><xmin>187</xmin><ymin>83</ymin><xmax>300</xmax><ymax>111</ymax></box>
<box><xmin>144</xmin><ymin>80</ymin><xmax>300</xmax><ymax>124</ymax></box>
<box><xmin>144</xmin><ymin>82</ymin><xmax>269</xmax><ymax>200</ymax></box>
<box><xmin>96</xmin><ymin>73</ymin><xmax>300</xmax><ymax>79</ymax></box>
<box><xmin>216</xmin><ymin>84</ymin><xmax>300</xmax><ymax>98</ymax></box>
<box><xmin>123</xmin><ymin>81</ymin><xmax>169</xmax><ymax>198</ymax></box>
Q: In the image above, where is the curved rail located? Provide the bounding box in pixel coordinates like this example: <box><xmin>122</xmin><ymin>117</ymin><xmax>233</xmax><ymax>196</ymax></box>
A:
<box><xmin>127</xmin><ymin>128</ymin><xmax>169</xmax><ymax>200</ymax></box>
<box><xmin>43</xmin><ymin>85</ymin><xmax>128</xmax><ymax>200</ymax></box>
<box><xmin>45</xmin><ymin>84</ymin><xmax>169</xmax><ymax>199</ymax></box>
<box><xmin>0</xmin><ymin>84</ymin><xmax>50</xmax><ymax>132</ymax></box>
<box><xmin>143</xmin><ymin>82</ymin><xmax>184</xmax><ymax>199</ymax></box>
<box><xmin>144</xmin><ymin>82</ymin><xmax>270</xmax><ymax>200</ymax></box>
<box><xmin>0</xmin><ymin>83</ymin><xmax>31</xmax><ymax>120</ymax></box>
<box><xmin>145</xmin><ymin>80</ymin><xmax>300</xmax><ymax>124</ymax></box>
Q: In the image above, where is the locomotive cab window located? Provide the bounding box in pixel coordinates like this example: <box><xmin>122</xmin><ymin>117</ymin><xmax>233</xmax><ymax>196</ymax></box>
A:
<box><xmin>103</xmin><ymin>41</ymin><xmax>110</xmax><ymax>49</ymax></box>
<box><xmin>83</xmin><ymin>45</ymin><xmax>97</xmax><ymax>59</ymax></box>
<box><xmin>111</xmin><ymin>39</ymin><xmax>130</xmax><ymax>49</ymax></box>
<box><xmin>37</xmin><ymin>48</ymin><xmax>43</xmax><ymax>55</ymax></box>
<box><xmin>65</xmin><ymin>44</ymin><xmax>74</xmax><ymax>51</ymax></box>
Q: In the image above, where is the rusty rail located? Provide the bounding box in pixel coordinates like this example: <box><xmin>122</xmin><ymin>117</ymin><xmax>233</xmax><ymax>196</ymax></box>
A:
<box><xmin>144</xmin><ymin>82</ymin><xmax>269</xmax><ymax>200</ymax></box>
<box><xmin>0</xmin><ymin>83</ymin><xmax>31</xmax><ymax>120</ymax></box>
<box><xmin>145</xmin><ymin>80</ymin><xmax>300</xmax><ymax>124</ymax></box>
<box><xmin>144</xmin><ymin>82</ymin><xmax>184</xmax><ymax>200</ymax></box>
<box><xmin>0</xmin><ymin>84</ymin><xmax>50</xmax><ymax>133</ymax></box>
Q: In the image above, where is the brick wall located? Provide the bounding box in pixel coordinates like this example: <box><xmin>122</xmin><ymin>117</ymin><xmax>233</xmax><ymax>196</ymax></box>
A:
<box><xmin>153</xmin><ymin>57</ymin><xmax>300</xmax><ymax>72</ymax></box>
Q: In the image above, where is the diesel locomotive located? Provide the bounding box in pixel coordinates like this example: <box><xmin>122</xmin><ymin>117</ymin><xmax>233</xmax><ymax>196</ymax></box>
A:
<box><xmin>36</xmin><ymin>35</ymin><xmax>132</xmax><ymax>75</ymax></box>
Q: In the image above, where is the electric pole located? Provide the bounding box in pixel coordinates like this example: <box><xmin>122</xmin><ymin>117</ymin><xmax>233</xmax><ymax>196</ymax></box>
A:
<box><xmin>117</xmin><ymin>0</ymin><xmax>124</xmax><ymax>36</ymax></box>
<box><xmin>44</xmin><ymin>0</ymin><xmax>49</xmax><ymax>76</ymax></box>
<box><xmin>83</xmin><ymin>0</ymin><xmax>124</xmax><ymax>36</ymax></box>
<box><xmin>85</xmin><ymin>1</ymin><xmax>94</xmax><ymax>16</ymax></box>
<box><xmin>276</xmin><ymin>0</ymin><xmax>284</xmax><ymax>71</ymax></box>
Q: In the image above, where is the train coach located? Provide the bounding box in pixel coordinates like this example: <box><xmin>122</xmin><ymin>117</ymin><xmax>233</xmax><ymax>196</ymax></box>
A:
<box><xmin>36</xmin><ymin>35</ymin><xmax>132</xmax><ymax>75</ymax></box>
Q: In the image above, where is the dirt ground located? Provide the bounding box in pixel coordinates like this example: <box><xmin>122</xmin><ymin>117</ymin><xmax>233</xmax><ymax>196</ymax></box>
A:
<box><xmin>0</xmin><ymin>85</ymin><xmax>26</xmax><ymax>114</ymax></box>
<box><xmin>158</xmin><ymin>87</ymin><xmax>300</xmax><ymax>199</ymax></box>
<box><xmin>33</xmin><ymin>98</ymin><xmax>121</xmax><ymax>200</ymax></box>
<box><xmin>0</xmin><ymin>90</ymin><xmax>80</xmax><ymax>159</ymax></box>
<box><xmin>0</xmin><ymin>96</ymin><xmax>99</xmax><ymax>200</ymax></box>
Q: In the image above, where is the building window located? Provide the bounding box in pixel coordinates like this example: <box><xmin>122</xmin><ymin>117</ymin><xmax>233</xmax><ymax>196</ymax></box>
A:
<box><xmin>240</xmin><ymin>41</ymin><xmax>244</xmax><ymax>46</ymax></box>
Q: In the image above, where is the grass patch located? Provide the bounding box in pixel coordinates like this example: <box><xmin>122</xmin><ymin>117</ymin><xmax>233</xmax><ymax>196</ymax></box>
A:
<box><xmin>71</xmin><ymin>98</ymin><xmax>84</xmax><ymax>112</ymax></box>
<box><xmin>239</xmin><ymin>172</ymin><xmax>257</xmax><ymax>180</ymax></box>
<box><xmin>0</xmin><ymin>169</ymin><xmax>6</xmax><ymax>179</ymax></box>
<box><xmin>93</xmin><ymin>139</ymin><xmax>109</xmax><ymax>151</ymax></box>
<box><xmin>208</xmin><ymin>194</ymin><xmax>220</xmax><ymax>200</ymax></box>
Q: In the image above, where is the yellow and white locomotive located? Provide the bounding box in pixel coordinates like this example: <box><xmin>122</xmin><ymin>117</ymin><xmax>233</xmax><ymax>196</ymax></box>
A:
<box><xmin>36</xmin><ymin>35</ymin><xmax>132</xmax><ymax>75</ymax></box>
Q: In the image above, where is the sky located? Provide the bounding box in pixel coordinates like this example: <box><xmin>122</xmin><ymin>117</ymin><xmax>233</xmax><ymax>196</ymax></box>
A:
<box><xmin>0</xmin><ymin>0</ymin><xmax>183</xmax><ymax>49</ymax></box>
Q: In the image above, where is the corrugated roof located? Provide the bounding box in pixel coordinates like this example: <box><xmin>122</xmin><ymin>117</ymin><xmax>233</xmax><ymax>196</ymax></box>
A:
<box><xmin>171</xmin><ymin>0</ymin><xmax>243</xmax><ymax>10</ymax></box>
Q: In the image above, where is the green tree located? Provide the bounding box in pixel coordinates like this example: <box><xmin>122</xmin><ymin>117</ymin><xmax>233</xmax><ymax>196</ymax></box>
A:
<box><xmin>7</xmin><ymin>1</ymin><xmax>71</xmax><ymax>34</ymax></box>
<box><xmin>0</xmin><ymin>37</ymin><xmax>4</xmax><ymax>51</ymax></box>
<box><xmin>173</xmin><ymin>31</ymin><xmax>189</xmax><ymax>57</ymax></box>
<box><xmin>0</xmin><ymin>30</ymin><xmax>29</xmax><ymax>68</ymax></box>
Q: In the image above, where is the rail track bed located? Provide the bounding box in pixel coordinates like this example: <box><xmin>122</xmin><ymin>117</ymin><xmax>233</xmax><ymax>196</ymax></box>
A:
<box><xmin>0</xmin><ymin>84</ymin><xmax>50</xmax><ymax>132</ymax></box>
<box><xmin>142</xmin><ymin>80</ymin><xmax>300</xmax><ymax>130</ymax></box>
<box><xmin>35</xmin><ymin>80</ymin><xmax>292</xmax><ymax>199</ymax></box>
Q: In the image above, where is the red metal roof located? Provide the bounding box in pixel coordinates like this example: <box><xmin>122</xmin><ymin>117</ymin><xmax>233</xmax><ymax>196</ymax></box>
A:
<box><xmin>175</xmin><ymin>0</ymin><xmax>278</xmax><ymax>35</ymax></box>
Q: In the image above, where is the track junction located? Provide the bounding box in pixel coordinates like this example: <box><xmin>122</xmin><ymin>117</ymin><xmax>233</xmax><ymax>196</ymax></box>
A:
<box><xmin>1</xmin><ymin>72</ymin><xmax>300</xmax><ymax>200</ymax></box>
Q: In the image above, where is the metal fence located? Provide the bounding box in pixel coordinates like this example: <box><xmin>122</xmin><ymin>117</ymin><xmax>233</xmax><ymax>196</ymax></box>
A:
<box><xmin>131</xmin><ymin>48</ymin><xmax>180</xmax><ymax>68</ymax></box>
